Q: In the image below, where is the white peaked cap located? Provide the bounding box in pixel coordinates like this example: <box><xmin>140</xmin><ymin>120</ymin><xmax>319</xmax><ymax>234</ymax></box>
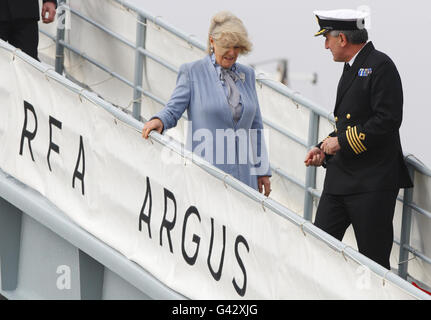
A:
<box><xmin>313</xmin><ymin>9</ymin><xmax>369</xmax><ymax>36</ymax></box>
<box><xmin>313</xmin><ymin>9</ymin><xmax>369</xmax><ymax>21</ymax></box>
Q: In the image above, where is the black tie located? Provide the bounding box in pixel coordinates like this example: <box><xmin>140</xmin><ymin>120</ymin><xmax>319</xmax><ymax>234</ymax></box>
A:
<box><xmin>337</xmin><ymin>63</ymin><xmax>350</xmax><ymax>95</ymax></box>
<box><xmin>343</xmin><ymin>63</ymin><xmax>351</xmax><ymax>74</ymax></box>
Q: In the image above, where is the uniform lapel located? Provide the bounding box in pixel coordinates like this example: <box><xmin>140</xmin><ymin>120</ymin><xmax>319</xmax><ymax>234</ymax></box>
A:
<box><xmin>335</xmin><ymin>42</ymin><xmax>375</xmax><ymax>111</ymax></box>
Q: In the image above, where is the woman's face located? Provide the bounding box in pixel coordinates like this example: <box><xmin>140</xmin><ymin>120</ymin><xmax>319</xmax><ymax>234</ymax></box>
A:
<box><xmin>210</xmin><ymin>37</ymin><xmax>241</xmax><ymax>69</ymax></box>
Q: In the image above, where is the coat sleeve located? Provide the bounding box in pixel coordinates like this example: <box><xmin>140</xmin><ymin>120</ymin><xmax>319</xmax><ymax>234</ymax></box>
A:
<box><xmin>151</xmin><ymin>64</ymin><xmax>191</xmax><ymax>132</ymax></box>
<box><xmin>337</xmin><ymin>60</ymin><xmax>403</xmax><ymax>156</ymax></box>
<box><xmin>249</xmin><ymin>69</ymin><xmax>271</xmax><ymax>177</ymax></box>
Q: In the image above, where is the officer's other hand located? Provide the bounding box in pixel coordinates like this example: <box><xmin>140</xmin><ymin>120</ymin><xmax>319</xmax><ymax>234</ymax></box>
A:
<box><xmin>142</xmin><ymin>118</ymin><xmax>164</xmax><ymax>139</ymax></box>
<box><xmin>304</xmin><ymin>147</ymin><xmax>325</xmax><ymax>167</ymax></box>
<box><xmin>42</xmin><ymin>2</ymin><xmax>56</xmax><ymax>24</ymax></box>
<box><xmin>258</xmin><ymin>176</ymin><xmax>271</xmax><ymax>197</ymax></box>
<box><xmin>320</xmin><ymin>137</ymin><xmax>340</xmax><ymax>155</ymax></box>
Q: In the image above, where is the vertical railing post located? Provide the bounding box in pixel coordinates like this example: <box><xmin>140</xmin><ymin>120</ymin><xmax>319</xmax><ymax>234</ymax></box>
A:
<box><xmin>55</xmin><ymin>0</ymin><xmax>66</xmax><ymax>74</ymax></box>
<box><xmin>132</xmin><ymin>14</ymin><xmax>147</xmax><ymax>120</ymax></box>
<box><xmin>0</xmin><ymin>198</ymin><xmax>22</xmax><ymax>291</ymax></box>
<box><xmin>303</xmin><ymin>111</ymin><xmax>320</xmax><ymax>221</ymax></box>
<box><xmin>79</xmin><ymin>250</ymin><xmax>105</xmax><ymax>300</ymax></box>
<box><xmin>398</xmin><ymin>165</ymin><xmax>415</xmax><ymax>279</ymax></box>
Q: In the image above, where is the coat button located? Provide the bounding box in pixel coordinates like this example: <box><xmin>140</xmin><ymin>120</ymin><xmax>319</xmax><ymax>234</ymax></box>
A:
<box><xmin>346</xmin><ymin>114</ymin><xmax>351</xmax><ymax>119</ymax></box>
<box><xmin>347</xmin><ymin>126</ymin><xmax>351</xmax><ymax>130</ymax></box>
<box><xmin>335</xmin><ymin>116</ymin><xmax>338</xmax><ymax>122</ymax></box>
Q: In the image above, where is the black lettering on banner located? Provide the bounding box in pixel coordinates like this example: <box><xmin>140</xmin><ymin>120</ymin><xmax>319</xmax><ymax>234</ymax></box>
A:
<box><xmin>72</xmin><ymin>135</ymin><xmax>85</xmax><ymax>195</ymax></box>
<box><xmin>159</xmin><ymin>188</ymin><xmax>177</xmax><ymax>253</ymax></box>
<box><xmin>19</xmin><ymin>101</ymin><xmax>38</xmax><ymax>161</ymax></box>
<box><xmin>232</xmin><ymin>235</ymin><xmax>249</xmax><ymax>297</ymax></box>
<box><xmin>207</xmin><ymin>218</ymin><xmax>226</xmax><ymax>281</ymax></box>
<box><xmin>139</xmin><ymin>176</ymin><xmax>152</xmax><ymax>238</ymax></box>
<box><xmin>181</xmin><ymin>206</ymin><xmax>201</xmax><ymax>265</ymax></box>
<box><xmin>47</xmin><ymin>116</ymin><xmax>62</xmax><ymax>171</ymax></box>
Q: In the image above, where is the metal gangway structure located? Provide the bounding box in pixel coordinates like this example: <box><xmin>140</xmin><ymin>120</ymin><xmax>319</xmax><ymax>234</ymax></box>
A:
<box><xmin>0</xmin><ymin>0</ymin><xmax>430</xmax><ymax>299</ymax></box>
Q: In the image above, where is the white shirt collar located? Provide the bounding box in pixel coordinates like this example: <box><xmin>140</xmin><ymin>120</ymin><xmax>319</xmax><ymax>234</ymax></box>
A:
<box><xmin>347</xmin><ymin>41</ymin><xmax>369</xmax><ymax>66</ymax></box>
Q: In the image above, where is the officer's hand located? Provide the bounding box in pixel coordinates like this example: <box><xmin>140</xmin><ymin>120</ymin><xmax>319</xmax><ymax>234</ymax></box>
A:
<box><xmin>304</xmin><ymin>147</ymin><xmax>325</xmax><ymax>167</ymax></box>
<box><xmin>142</xmin><ymin>118</ymin><xmax>164</xmax><ymax>139</ymax></box>
<box><xmin>320</xmin><ymin>137</ymin><xmax>340</xmax><ymax>155</ymax></box>
<box><xmin>258</xmin><ymin>176</ymin><xmax>271</xmax><ymax>197</ymax></box>
<box><xmin>42</xmin><ymin>2</ymin><xmax>56</xmax><ymax>24</ymax></box>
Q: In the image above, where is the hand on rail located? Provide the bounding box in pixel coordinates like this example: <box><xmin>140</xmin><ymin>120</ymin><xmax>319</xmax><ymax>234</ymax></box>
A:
<box><xmin>258</xmin><ymin>176</ymin><xmax>271</xmax><ymax>197</ymax></box>
<box><xmin>304</xmin><ymin>147</ymin><xmax>325</xmax><ymax>167</ymax></box>
<box><xmin>142</xmin><ymin>118</ymin><xmax>164</xmax><ymax>139</ymax></box>
<box><xmin>42</xmin><ymin>2</ymin><xmax>56</xmax><ymax>24</ymax></box>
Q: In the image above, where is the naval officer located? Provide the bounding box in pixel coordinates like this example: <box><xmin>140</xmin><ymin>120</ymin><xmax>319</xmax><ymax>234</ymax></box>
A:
<box><xmin>304</xmin><ymin>9</ymin><xmax>413</xmax><ymax>269</ymax></box>
<box><xmin>0</xmin><ymin>0</ymin><xmax>57</xmax><ymax>60</ymax></box>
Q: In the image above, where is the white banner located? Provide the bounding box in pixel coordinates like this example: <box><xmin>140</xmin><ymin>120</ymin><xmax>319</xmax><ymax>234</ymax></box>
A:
<box><xmin>0</xmin><ymin>45</ymin><xmax>421</xmax><ymax>299</ymax></box>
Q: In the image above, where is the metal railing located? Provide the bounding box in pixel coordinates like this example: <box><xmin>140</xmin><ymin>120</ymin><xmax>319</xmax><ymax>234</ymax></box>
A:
<box><xmin>46</xmin><ymin>0</ymin><xmax>431</xmax><ymax>284</ymax></box>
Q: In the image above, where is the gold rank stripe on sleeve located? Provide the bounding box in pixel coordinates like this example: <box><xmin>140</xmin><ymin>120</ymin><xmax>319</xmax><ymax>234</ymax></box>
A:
<box><xmin>346</xmin><ymin>129</ymin><xmax>360</xmax><ymax>154</ymax></box>
<box><xmin>350</xmin><ymin>127</ymin><xmax>365</xmax><ymax>153</ymax></box>
<box><xmin>353</xmin><ymin>126</ymin><xmax>367</xmax><ymax>151</ymax></box>
<box><xmin>349</xmin><ymin>127</ymin><xmax>366</xmax><ymax>153</ymax></box>
<box><xmin>346</xmin><ymin>127</ymin><xmax>366</xmax><ymax>154</ymax></box>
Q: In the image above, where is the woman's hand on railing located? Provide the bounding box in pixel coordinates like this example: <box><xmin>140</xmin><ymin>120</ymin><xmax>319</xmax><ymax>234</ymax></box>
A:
<box><xmin>258</xmin><ymin>176</ymin><xmax>271</xmax><ymax>197</ymax></box>
<box><xmin>142</xmin><ymin>118</ymin><xmax>164</xmax><ymax>139</ymax></box>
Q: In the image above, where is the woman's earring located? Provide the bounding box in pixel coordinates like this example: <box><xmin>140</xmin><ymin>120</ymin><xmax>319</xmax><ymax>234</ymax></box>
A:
<box><xmin>210</xmin><ymin>46</ymin><xmax>214</xmax><ymax>54</ymax></box>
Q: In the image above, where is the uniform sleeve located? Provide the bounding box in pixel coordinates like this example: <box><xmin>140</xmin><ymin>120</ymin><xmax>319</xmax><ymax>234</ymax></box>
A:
<box><xmin>337</xmin><ymin>60</ymin><xmax>403</xmax><ymax>156</ymax></box>
<box><xmin>151</xmin><ymin>64</ymin><xmax>191</xmax><ymax>132</ymax></box>
<box><xmin>249</xmin><ymin>69</ymin><xmax>271</xmax><ymax>177</ymax></box>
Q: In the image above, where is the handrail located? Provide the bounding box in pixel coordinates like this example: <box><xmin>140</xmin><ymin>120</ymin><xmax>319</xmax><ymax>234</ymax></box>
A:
<box><xmin>41</xmin><ymin>0</ymin><xmax>431</xmax><ymax>284</ymax></box>
<box><xmin>1</xmin><ymin>40</ymin><xmax>429</xmax><ymax>299</ymax></box>
<box><xmin>115</xmin><ymin>1</ymin><xmax>206</xmax><ymax>51</ymax></box>
<box><xmin>404</xmin><ymin>154</ymin><xmax>431</xmax><ymax>177</ymax></box>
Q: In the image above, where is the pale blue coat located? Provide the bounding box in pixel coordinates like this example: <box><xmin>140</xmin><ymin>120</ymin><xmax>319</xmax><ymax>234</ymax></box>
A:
<box><xmin>153</xmin><ymin>54</ymin><xmax>271</xmax><ymax>190</ymax></box>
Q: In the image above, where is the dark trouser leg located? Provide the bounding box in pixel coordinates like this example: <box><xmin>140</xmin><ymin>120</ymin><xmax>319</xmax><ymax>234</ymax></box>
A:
<box><xmin>314</xmin><ymin>193</ymin><xmax>351</xmax><ymax>241</ymax></box>
<box><xmin>345</xmin><ymin>190</ymin><xmax>399</xmax><ymax>270</ymax></box>
<box><xmin>0</xmin><ymin>22</ymin><xmax>11</xmax><ymax>42</ymax></box>
<box><xmin>9</xmin><ymin>19</ymin><xmax>39</xmax><ymax>60</ymax></box>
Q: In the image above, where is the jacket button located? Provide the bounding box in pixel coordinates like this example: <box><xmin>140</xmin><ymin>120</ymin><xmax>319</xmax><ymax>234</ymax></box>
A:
<box><xmin>335</xmin><ymin>116</ymin><xmax>338</xmax><ymax>122</ymax></box>
<box><xmin>347</xmin><ymin>126</ymin><xmax>351</xmax><ymax>130</ymax></box>
<box><xmin>346</xmin><ymin>114</ymin><xmax>351</xmax><ymax>119</ymax></box>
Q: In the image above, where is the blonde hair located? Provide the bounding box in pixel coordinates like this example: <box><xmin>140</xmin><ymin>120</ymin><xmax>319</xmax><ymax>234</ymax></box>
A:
<box><xmin>207</xmin><ymin>11</ymin><xmax>252</xmax><ymax>55</ymax></box>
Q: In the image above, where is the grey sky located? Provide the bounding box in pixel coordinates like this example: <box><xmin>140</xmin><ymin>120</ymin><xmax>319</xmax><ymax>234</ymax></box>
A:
<box><xmin>129</xmin><ymin>0</ymin><xmax>431</xmax><ymax>168</ymax></box>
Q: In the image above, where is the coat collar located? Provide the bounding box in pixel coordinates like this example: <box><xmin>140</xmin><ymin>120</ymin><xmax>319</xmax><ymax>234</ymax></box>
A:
<box><xmin>203</xmin><ymin>55</ymin><xmax>249</xmax><ymax>128</ymax></box>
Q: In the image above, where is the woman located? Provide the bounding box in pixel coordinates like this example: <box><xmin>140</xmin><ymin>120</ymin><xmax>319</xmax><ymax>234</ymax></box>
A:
<box><xmin>142</xmin><ymin>11</ymin><xmax>271</xmax><ymax>196</ymax></box>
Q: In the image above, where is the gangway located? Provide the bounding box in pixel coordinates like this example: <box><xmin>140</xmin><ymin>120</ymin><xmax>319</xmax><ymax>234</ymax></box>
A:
<box><xmin>0</xmin><ymin>0</ymin><xmax>430</xmax><ymax>299</ymax></box>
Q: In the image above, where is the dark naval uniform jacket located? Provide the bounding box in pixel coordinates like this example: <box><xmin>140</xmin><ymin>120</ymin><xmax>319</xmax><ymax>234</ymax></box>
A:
<box><xmin>0</xmin><ymin>0</ymin><xmax>57</xmax><ymax>59</ymax></box>
<box><xmin>320</xmin><ymin>41</ymin><xmax>413</xmax><ymax>194</ymax></box>
<box><xmin>0</xmin><ymin>0</ymin><xmax>57</xmax><ymax>21</ymax></box>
